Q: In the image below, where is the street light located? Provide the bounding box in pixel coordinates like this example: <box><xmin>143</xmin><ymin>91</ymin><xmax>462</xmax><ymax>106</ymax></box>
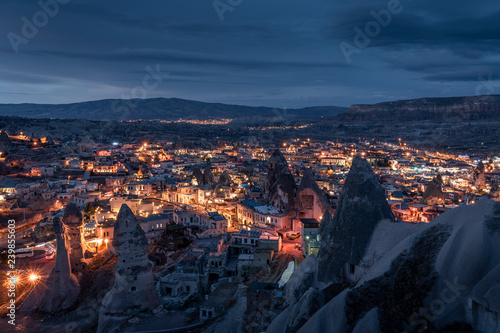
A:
<box><xmin>29</xmin><ymin>274</ymin><xmax>39</xmax><ymax>282</ymax></box>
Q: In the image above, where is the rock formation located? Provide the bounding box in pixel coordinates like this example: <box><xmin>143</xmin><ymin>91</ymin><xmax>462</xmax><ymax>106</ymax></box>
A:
<box><xmin>490</xmin><ymin>183</ymin><xmax>500</xmax><ymax>201</ymax></box>
<box><xmin>276</xmin><ymin>199</ymin><xmax>500</xmax><ymax>333</ymax></box>
<box><xmin>335</xmin><ymin>94</ymin><xmax>500</xmax><ymax>122</ymax></box>
<box><xmin>97</xmin><ymin>204</ymin><xmax>159</xmax><ymax>333</ymax></box>
<box><xmin>473</xmin><ymin>161</ymin><xmax>486</xmax><ymax>187</ymax></box>
<box><xmin>192</xmin><ymin>166</ymin><xmax>204</xmax><ymax>185</ymax></box>
<box><xmin>267</xmin><ymin>156</ymin><xmax>406</xmax><ymax>333</ymax></box>
<box><xmin>138</xmin><ymin>163</ymin><xmax>152</xmax><ymax>179</ymax></box>
<box><xmin>38</xmin><ymin>217</ymin><xmax>80</xmax><ymax>312</ymax></box>
<box><xmin>214</xmin><ymin>171</ymin><xmax>232</xmax><ymax>196</ymax></box>
<box><xmin>46</xmin><ymin>135</ymin><xmax>55</xmax><ymax>145</ymax></box>
<box><xmin>421</xmin><ymin>177</ymin><xmax>446</xmax><ymax>205</ymax></box>
<box><xmin>0</xmin><ymin>130</ymin><xmax>12</xmax><ymax>147</ymax></box>
<box><xmin>191</xmin><ymin>166</ymin><xmax>215</xmax><ymax>186</ymax></box>
<box><xmin>317</xmin><ymin>155</ymin><xmax>394</xmax><ymax>283</ymax></box>
<box><xmin>217</xmin><ymin>170</ymin><xmax>232</xmax><ymax>185</ymax></box>
<box><xmin>475</xmin><ymin>161</ymin><xmax>485</xmax><ymax>174</ymax></box>
<box><xmin>264</xmin><ymin>149</ymin><xmax>297</xmax><ymax>211</ymax></box>
<box><xmin>268</xmin><ymin>156</ymin><xmax>500</xmax><ymax>333</ymax></box>
<box><xmin>63</xmin><ymin>202</ymin><xmax>88</xmax><ymax>273</ymax></box>
<box><xmin>0</xmin><ymin>130</ymin><xmax>12</xmax><ymax>155</ymax></box>
<box><xmin>294</xmin><ymin>167</ymin><xmax>333</xmax><ymax>220</ymax></box>
<box><xmin>203</xmin><ymin>167</ymin><xmax>214</xmax><ymax>185</ymax></box>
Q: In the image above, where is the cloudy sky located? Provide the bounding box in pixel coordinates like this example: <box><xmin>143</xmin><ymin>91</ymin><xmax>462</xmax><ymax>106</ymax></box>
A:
<box><xmin>1</xmin><ymin>0</ymin><xmax>499</xmax><ymax>108</ymax></box>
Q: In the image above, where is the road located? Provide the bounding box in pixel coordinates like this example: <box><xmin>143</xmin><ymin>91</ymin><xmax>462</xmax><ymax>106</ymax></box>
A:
<box><xmin>18</xmin><ymin>256</ymin><xmax>54</xmax><ymax>312</ymax></box>
<box><xmin>263</xmin><ymin>237</ymin><xmax>303</xmax><ymax>284</ymax></box>
<box><xmin>281</xmin><ymin>237</ymin><xmax>303</xmax><ymax>258</ymax></box>
<box><xmin>0</xmin><ymin>224</ymin><xmax>36</xmax><ymax>249</ymax></box>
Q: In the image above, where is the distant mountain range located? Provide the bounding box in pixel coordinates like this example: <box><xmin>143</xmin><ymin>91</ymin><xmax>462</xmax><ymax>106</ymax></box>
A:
<box><xmin>1</xmin><ymin>94</ymin><xmax>499</xmax><ymax>123</ymax></box>
<box><xmin>331</xmin><ymin>94</ymin><xmax>500</xmax><ymax>122</ymax></box>
<box><xmin>0</xmin><ymin>98</ymin><xmax>347</xmax><ymax>122</ymax></box>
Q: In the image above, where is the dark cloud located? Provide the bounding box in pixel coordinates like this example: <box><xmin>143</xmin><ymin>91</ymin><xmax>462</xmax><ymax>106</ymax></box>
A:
<box><xmin>423</xmin><ymin>68</ymin><xmax>500</xmax><ymax>82</ymax></box>
<box><xmin>0</xmin><ymin>0</ymin><xmax>498</xmax><ymax>107</ymax></box>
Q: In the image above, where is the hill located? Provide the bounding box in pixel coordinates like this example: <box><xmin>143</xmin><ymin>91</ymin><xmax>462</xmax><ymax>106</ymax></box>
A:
<box><xmin>0</xmin><ymin>98</ymin><xmax>346</xmax><ymax>122</ymax></box>
<box><xmin>332</xmin><ymin>94</ymin><xmax>500</xmax><ymax>122</ymax></box>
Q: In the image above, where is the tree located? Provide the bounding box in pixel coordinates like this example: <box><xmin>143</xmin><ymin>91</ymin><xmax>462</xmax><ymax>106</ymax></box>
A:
<box><xmin>85</xmin><ymin>203</ymin><xmax>95</xmax><ymax>216</ymax></box>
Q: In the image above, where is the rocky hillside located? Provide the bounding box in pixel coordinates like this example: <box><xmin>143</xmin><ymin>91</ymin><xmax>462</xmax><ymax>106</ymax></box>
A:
<box><xmin>267</xmin><ymin>157</ymin><xmax>500</xmax><ymax>333</ymax></box>
<box><xmin>285</xmin><ymin>199</ymin><xmax>500</xmax><ymax>333</ymax></box>
<box><xmin>0</xmin><ymin>98</ymin><xmax>346</xmax><ymax>122</ymax></box>
<box><xmin>333</xmin><ymin>94</ymin><xmax>500</xmax><ymax>122</ymax></box>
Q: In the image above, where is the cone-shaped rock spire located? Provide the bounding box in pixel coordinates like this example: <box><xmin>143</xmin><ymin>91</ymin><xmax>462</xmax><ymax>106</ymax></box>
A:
<box><xmin>318</xmin><ymin>156</ymin><xmax>394</xmax><ymax>283</ymax></box>
<box><xmin>295</xmin><ymin>167</ymin><xmax>333</xmax><ymax>219</ymax></box>
<box><xmin>97</xmin><ymin>204</ymin><xmax>159</xmax><ymax>333</ymax></box>
<box><xmin>62</xmin><ymin>202</ymin><xmax>87</xmax><ymax>273</ymax></box>
<box><xmin>264</xmin><ymin>149</ymin><xmax>297</xmax><ymax>211</ymax></box>
<box><xmin>38</xmin><ymin>217</ymin><xmax>80</xmax><ymax>312</ymax></box>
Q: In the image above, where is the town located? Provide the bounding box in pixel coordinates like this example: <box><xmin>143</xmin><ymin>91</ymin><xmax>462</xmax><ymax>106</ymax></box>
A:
<box><xmin>0</xmin><ymin>128</ymin><xmax>499</xmax><ymax>332</ymax></box>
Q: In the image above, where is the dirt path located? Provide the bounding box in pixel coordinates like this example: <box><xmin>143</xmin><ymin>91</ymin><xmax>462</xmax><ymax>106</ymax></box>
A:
<box><xmin>265</xmin><ymin>253</ymin><xmax>293</xmax><ymax>283</ymax></box>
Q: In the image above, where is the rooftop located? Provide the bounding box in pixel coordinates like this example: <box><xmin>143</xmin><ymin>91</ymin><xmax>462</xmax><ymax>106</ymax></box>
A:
<box><xmin>234</xmin><ymin>230</ymin><xmax>261</xmax><ymax>237</ymax></box>
<box><xmin>240</xmin><ymin>199</ymin><xmax>262</xmax><ymax>208</ymax></box>
<box><xmin>145</xmin><ymin>214</ymin><xmax>173</xmax><ymax>221</ymax></box>
<box><xmin>207</xmin><ymin>211</ymin><xmax>226</xmax><ymax>221</ymax></box>
<box><xmin>300</xmin><ymin>218</ymin><xmax>320</xmax><ymax>226</ymax></box>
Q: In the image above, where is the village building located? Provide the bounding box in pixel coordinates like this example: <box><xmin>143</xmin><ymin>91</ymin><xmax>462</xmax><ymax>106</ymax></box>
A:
<box><xmin>299</xmin><ymin>218</ymin><xmax>321</xmax><ymax>256</ymax></box>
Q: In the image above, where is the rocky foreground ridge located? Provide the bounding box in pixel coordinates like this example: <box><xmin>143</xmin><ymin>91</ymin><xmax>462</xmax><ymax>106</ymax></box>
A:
<box><xmin>267</xmin><ymin>156</ymin><xmax>500</xmax><ymax>333</ymax></box>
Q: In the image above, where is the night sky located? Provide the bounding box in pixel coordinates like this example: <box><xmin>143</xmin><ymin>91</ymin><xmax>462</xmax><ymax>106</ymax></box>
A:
<box><xmin>1</xmin><ymin>0</ymin><xmax>499</xmax><ymax>107</ymax></box>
